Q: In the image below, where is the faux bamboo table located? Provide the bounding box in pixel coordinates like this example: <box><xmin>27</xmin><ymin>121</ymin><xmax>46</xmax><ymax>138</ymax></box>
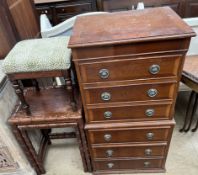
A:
<box><xmin>180</xmin><ymin>55</ymin><xmax>198</xmax><ymax>132</ymax></box>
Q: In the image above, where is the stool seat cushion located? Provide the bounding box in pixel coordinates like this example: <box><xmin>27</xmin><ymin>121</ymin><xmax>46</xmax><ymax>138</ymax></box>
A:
<box><xmin>2</xmin><ymin>37</ymin><xmax>71</xmax><ymax>74</ymax></box>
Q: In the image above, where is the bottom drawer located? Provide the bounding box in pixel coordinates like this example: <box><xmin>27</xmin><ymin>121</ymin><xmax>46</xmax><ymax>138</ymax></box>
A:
<box><xmin>91</xmin><ymin>143</ymin><xmax>167</xmax><ymax>158</ymax></box>
<box><xmin>94</xmin><ymin>158</ymin><xmax>164</xmax><ymax>171</ymax></box>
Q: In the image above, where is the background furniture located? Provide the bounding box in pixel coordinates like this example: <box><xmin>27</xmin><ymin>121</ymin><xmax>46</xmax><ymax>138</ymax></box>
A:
<box><xmin>180</xmin><ymin>56</ymin><xmax>198</xmax><ymax>132</ymax></box>
<box><xmin>34</xmin><ymin>0</ymin><xmax>97</xmax><ymax>25</ymax></box>
<box><xmin>97</xmin><ymin>0</ymin><xmax>198</xmax><ymax>18</ymax></box>
<box><xmin>68</xmin><ymin>7</ymin><xmax>195</xmax><ymax>174</ymax></box>
<box><xmin>0</xmin><ymin>0</ymin><xmax>39</xmax><ymax>57</ymax></box>
<box><xmin>40</xmin><ymin>12</ymin><xmax>108</xmax><ymax>37</ymax></box>
<box><xmin>8</xmin><ymin>88</ymin><xmax>91</xmax><ymax>175</ymax></box>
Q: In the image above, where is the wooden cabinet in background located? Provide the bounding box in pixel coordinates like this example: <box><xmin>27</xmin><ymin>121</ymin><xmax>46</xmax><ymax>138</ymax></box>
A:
<box><xmin>0</xmin><ymin>0</ymin><xmax>17</xmax><ymax>59</ymax></box>
<box><xmin>0</xmin><ymin>0</ymin><xmax>40</xmax><ymax>59</ymax></box>
<box><xmin>97</xmin><ymin>0</ymin><xmax>198</xmax><ymax>18</ymax></box>
<box><xmin>34</xmin><ymin>0</ymin><xmax>97</xmax><ymax>25</ymax></box>
<box><xmin>185</xmin><ymin>0</ymin><xmax>198</xmax><ymax>17</ymax></box>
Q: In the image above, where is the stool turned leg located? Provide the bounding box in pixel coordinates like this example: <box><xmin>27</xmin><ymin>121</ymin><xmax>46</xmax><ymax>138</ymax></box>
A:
<box><xmin>32</xmin><ymin>79</ymin><xmax>40</xmax><ymax>92</ymax></box>
<box><xmin>180</xmin><ymin>91</ymin><xmax>196</xmax><ymax>132</ymax></box>
<box><xmin>192</xmin><ymin>93</ymin><xmax>198</xmax><ymax>132</ymax></box>
<box><xmin>11</xmin><ymin>126</ymin><xmax>42</xmax><ymax>175</ymax></box>
<box><xmin>12</xmin><ymin>80</ymin><xmax>31</xmax><ymax>115</ymax></box>
<box><xmin>185</xmin><ymin>92</ymin><xmax>198</xmax><ymax>132</ymax></box>
<box><xmin>64</xmin><ymin>70</ymin><xmax>77</xmax><ymax>111</ymax></box>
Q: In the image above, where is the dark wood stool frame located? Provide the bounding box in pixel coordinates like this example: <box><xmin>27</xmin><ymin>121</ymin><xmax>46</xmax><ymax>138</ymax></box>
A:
<box><xmin>7</xmin><ymin>69</ymin><xmax>77</xmax><ymax>115</ymax></box>
<box><xmin>10</xmin><ymin>119</ymin><xmax>92</xmax><ymax>175</ymax></box>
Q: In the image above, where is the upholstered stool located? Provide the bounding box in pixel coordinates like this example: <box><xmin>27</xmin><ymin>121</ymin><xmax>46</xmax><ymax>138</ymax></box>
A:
<box><xmin>8</xmin><ymin>87</ymin><xmax>91</xmax><ymax>175</ymax></box>
<box><xmin>3</xmin><ymin>37</ymin><xmax>77</xmax><ymax>114</ymax></box>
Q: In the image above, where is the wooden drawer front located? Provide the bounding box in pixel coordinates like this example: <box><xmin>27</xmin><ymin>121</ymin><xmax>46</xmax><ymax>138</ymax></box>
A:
<box><xmin>93</xmin><ymin>158</ymin><xmax>164</xmax><ymax>171</ymax></box>
<box><xmin>55</xmin><ymin>3</ymin><xmax>92</xmax><ymax>15</ymax></box>
<box><xmin>86</xmin><ymin>102</ymin><xmax>172</xmax><ymax>123</ymax></box>
<box><xmin>84</xmin><ymin>82</ymin><xmax>176</xmax><ymax>104</ymax></box>
<box><xmin>79</xmin><ymin>55</ymin><xmax>181</xmax><ymax>83</ymax></box>
<box><xmin>72</xmin><ymin>39</ymin><xmax>189</xmax><ymax>60</ymax></box>
<box><xmin>88</xmin><ymin>127</ymin><xmax>171</xmax><ymax>144</ymax></box>
<box><xmin>91</xmin><ymin>144</ymin><xmax>166</xmax><ymax>159</ymax></box>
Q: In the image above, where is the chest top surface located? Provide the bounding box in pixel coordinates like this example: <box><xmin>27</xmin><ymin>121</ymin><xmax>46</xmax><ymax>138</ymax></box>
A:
<box><xmin>68</xmin><ymin>7</ymin><xmax>195</xmax><ymax>48</ymax></box>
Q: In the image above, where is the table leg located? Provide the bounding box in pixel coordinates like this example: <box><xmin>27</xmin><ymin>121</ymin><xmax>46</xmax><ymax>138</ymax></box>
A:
<box><xmin>180</xmin><ymin>91</ymin><xmax>196</xmax><ymax>132</ymax></box>
<box><xmin>12</xmin><ymin>126</ymin><xmax>42</xmax><ymax>175</ymax></box>
<box><xmin>184</xmin><ymin>92</ymin><xmax>198</xmax><ymax>132</ymax></box>
<box><xmin>20</xmin><ymin>129</ymin><xmax>46</xmax><ymax>174</ymax></box>
<box><xmin>191</xmin><ymin>93</ymin><xmax>198</xmax><ymax>132</ymax></box>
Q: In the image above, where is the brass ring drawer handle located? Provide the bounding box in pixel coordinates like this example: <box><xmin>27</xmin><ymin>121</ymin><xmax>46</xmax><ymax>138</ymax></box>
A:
<box><xmin>106</xmin><ymin>149</ymin><xmax>113</xmax><ymax>157</ymax></box>
<box><xmin>107</xmin><ymin>163</ymin><xmax>114</xmax><ymax>169</ymax></box>
<box><xmin>104</xmin><ymin>134</ymin><xmax>112</xmax><ymax>142</ymax></box>
<box><xmin>104</xmin><ymin>111</ymin><xmax>112</xmax><ymax>119</ymax></box>
<box><xmin>145</xmin><ymin>148</ymin><xmax>152</xmax><ymax>156</ymax></box>
<box><xmin>144</xmin><ymin>161</ymin><xmax>150</xmax><ymax>167</ymax></box>
<box><xmin>145</xmin><ymin>109</ymin><xmax>155</xmax><ymax>117</ymax></box>
<box><xmin>101</xmin><ymin>92</ymin><xmax>111</xmax><ymax>101</ymax></box>
<box><xmin>99</xmin><ymin>69</ymin><xmax>109</xmax><ymax>79</ymax></box>
<box><xmin>147</xmin><ymin>89</ymin><xmax>158</xmax><ymax>98</ymax></box>
<box><xmin>146</xmin><ymin>132</ymin><xmax>154</xmax><ymax>140</ymax></box>
<box><xmin>149</xmin><ymin>64</ymin><xmax>160</xmax><ymax>74</ymax></box>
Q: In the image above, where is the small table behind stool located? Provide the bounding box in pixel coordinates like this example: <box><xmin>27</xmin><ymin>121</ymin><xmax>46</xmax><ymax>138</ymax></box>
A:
<box><xmin>180</xmin><ymin>55</ymin><xmax>198</xmax><ymax>132</ymax></box>
<box><xmin>8</xmin><ymin>87</ymin><xmax>92</xmax><ymax>175</ymax></box>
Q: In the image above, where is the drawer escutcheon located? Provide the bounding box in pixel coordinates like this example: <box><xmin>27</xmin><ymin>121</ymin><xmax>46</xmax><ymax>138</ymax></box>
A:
<box><xmin>147</xmin><ymin>89</ymin><xmax>158</xmax><ymax>98</ymax></box>
<box><xmin>106</xmin><ymin>149</ymin><xmax>114</xmax><ymax>157</ymax></box>
<box><xmin>146</xmin><ymin>132</ymin><xmax>154</xmax><ymax>140</ymax></box>
<box><xmin>101</xmin><ymin>92</ymin><xmax>111</xmax><ymax>101</ymax></box>
<box><xmin>107</xmin><ymin>163</ymin><xmax>114</xmax><ymax>169</ymax></box>
<box><xmin>149</xmin><ymin>64</ymin><xmax>160</xmax><ymax>74</ymax></box>
<box><xmin>144</xmin><ymin>161</ymin><xmax>151</xmax><ymax>167</ymax></box>
<box><xmin>145</xmin><ymin>109</ymin><xmax>155</xmax><ymax>117</ymax></box>
<box><xmin>104</xmin><ymin>111</ymin><xmax>112</xmax><ymax>119</ymax></box>
<box><xmin>104</xmin><ymin>134</ymin><xmax>112</xmax><ymax>142</ymax></box>
<box><xmin>145</xmin><ymin>148</ymin><xmax>152</xmax><ymax>156</ymax></box>
<box><xmin>99</xmin><ymin>69</ymin><xmax>109</xmax><ymax>79</ymax></box>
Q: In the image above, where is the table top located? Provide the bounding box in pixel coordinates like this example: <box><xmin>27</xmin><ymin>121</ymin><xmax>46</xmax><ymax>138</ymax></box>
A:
<box><xmin>69</xmin><ymin>7</ymin><xmax>195</xmax><ymax>48</ymax></box>
<box><xmin>9</xmin><ymin>87</ymin><xmax>82</xmax><ymax>125</ymax></box>
<box><xmin>183</xmin><ymin>55</ymin><xmax>198</xmax><ymax>84</ymax></box>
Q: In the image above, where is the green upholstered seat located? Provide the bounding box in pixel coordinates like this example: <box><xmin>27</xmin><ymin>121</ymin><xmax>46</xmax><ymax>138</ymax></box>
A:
<box><xmin>2</xmin><ymin>37</ymin><xmax>71</xmax><ymax>74</ymax></box>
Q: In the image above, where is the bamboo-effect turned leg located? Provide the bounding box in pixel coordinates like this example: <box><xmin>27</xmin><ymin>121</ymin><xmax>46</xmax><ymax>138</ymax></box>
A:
<box><xmin>184</xmin><ymin>92</ymin><xmax>198</xmax><ymax>132</ymax></box>
<box><xmin>180</xmin><ymin>91</ymin><xmax>196</xmax><ymax>132</ymax></box>
<box><xmin>64</xmin><ymin>70</ymin><xmax>77</xmax><ymax>111</ymax></box>
<box><xmin>20</xmin><ymin>129</ymin><xmax>46</xmax><ymax>174</ymax></box>
<box><xmin>11</xmin><ymin>126</ymin><xmax>42</xmax><ymax>175</ymax></box>
<box><xmin>191</xmin><ymin>93</ymin><xmax>198</xmax><ymax>132</ymax></box>
<box><xmin>12</xmin><ymin>80</ymin><xmax>31</xmax><ymax>115</ymax></box>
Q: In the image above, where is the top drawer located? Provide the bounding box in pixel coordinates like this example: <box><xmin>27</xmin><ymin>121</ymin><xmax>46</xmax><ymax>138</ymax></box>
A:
<box><xmin>72</xmin><ymin>39</ymin><xmax>190</xmax><ymax>60</ymax></box>
<box><xmin>79</xmin><ymin>54</ymin><xmax>182</xmax><ymax>83</ymax></box>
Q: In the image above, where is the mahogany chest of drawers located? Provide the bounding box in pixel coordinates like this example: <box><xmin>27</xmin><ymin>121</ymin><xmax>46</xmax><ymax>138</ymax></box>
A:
<box><xmin>68</xmin><ymin>7</ymin><xmax>195</xmax><ymax>174</ymax></box>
